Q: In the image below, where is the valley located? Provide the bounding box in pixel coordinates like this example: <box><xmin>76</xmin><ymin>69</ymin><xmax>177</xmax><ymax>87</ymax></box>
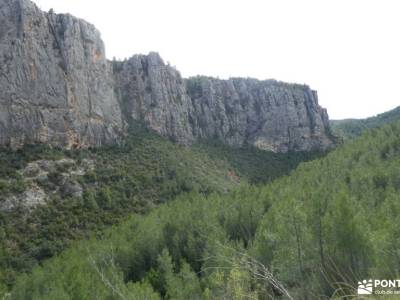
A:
<box><xmin>6</xmin><ymin>116</ymin><xmax>400</xmax><ymax>299</ymax></box>
<box><xmin>0</xmin><ymin>0</ymin><xmax>399</xmax><ymax>299</ymax></box>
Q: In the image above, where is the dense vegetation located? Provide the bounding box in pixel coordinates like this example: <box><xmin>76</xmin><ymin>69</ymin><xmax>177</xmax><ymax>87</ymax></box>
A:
<box><xmin>0</xmin><ymin>125</ymin><xmax>317</xmax><ymax>294</ymax></box>
<box><xmin>331</xmin><ymin>105</ymin><xmax>400</xmax><ymax>140</ymax></box>
<box><xmin>8</xmin><ymin>119</ymin><xmax>400</xmax><ymax>299</ymax></box>
<box><xmin>193</xmin><ymin>140</ymin><xmax>321</xmax><ymax>184</ymax></box>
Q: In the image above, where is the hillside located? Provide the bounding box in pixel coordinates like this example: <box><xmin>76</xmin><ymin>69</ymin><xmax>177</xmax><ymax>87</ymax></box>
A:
<box><xmin>331</xmin><ymin>106</ymin><xmax>400</xmax><ymax>140</ymax></box>
<box><xmin>0</xmin><ymin>124</ymin><xmax>319</xmax><ymax>293</ymax></box>
<box><xmin>0</xmin><ymin>1</ymin><xmax>398</xmax><ymax>300</ymax></box>
<box><xmin>8</xmin><ymin>120</ymin><xmax>400</xmax><ymax>298</ymax></box>
<box><xmin>0</xmin><ymin>1</ymin><xmax>335</xmax><ymax>294</ymax></box>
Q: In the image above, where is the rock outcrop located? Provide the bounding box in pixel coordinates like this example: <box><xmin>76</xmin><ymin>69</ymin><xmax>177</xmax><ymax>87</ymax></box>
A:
<box><xmin>114</xmin><ymin>53</ymin><xmax>194</xmax><ymax>144</ymax></box>
<box><xmin>0</xmin><ymin>0</ymin><xmax>334</xmax><ymax>152</ymax></box>
<box><xmin>0</xmin><ymin>0</ymin><xmax>122</xmax><ymax>149</ymax></box>
<box><xmin>114</xmin><ymin>55</ymin><xmax>333</xmax><ymax>152</ymax></box>
<box><xmin>0</xmin><ymin>157</ymin><xmax>93</xmax><ymax>211</ymax></box>
<box><xmin>186</xmin><ymin>77</ymin><xmax>333</xmax><ymax>152</ymax></box>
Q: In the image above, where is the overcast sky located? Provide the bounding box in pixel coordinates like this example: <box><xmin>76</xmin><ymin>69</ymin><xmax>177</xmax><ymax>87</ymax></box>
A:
<box><xmin>32</xmin><ymin>0</ymin><xmax>399</xmax><ymax>119</ymax></box>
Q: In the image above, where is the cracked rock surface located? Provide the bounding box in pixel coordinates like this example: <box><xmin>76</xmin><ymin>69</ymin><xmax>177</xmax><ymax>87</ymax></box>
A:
<box><xmin>0</xmin><ymin>0</ymin><xmax>122</xmax><ymax>149</ymax></box>
<box><xmin>0</xmin><ymin>0</ymin><xmax>335</xmax><ymax>152</ymax></box>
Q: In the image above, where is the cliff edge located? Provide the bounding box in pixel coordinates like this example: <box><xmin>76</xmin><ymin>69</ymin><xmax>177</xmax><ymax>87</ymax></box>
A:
<box><xmin>0</xmin><ymin>0</ymin><xmax>334</xmax><ymax>152</ymax></box>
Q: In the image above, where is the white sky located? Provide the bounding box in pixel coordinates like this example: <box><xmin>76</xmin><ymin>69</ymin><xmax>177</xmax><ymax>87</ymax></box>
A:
<box><xmin>32</xmin><ymin>0</ymin><xmax>399</xmax><ymax>119</ymax></box>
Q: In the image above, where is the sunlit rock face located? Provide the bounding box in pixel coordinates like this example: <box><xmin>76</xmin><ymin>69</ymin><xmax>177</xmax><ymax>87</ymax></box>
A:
<box><xmin>0</xmin><ymin>0</ymin><xmax>334</xmax><ymax>152</ymax></box>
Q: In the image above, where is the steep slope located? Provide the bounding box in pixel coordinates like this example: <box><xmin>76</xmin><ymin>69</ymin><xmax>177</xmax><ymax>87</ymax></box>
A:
<box><xmin>186</xmin><ymin>76</ymin><xmax>333</xmax><ymax>152</ymax></box>
<box><xmin>9</xmin><ymin>121</ymin><xmax>400</xmax><ymax>298</ymax></box>
<box><xmin>0</xmin><ymin>0</ymin><xmax>123</xmax><ymax>149</ymax></box>
<box><xmin>331</xmin><ymin>105</ymin><xmax>400</xmax><ymax>140</ymax></box>
<box><xmin>113</xmin><ymin>53</ymin><xmax>194</xmax><ymax>145</ymax></box>
<box><xmin>114</xmin><ymin>53</ymin><xmax>334</xmax><ymax>152</ymax></box>
<box><xmin>0</xmin><ymin>0</ymin><xmax>335</xmax><ymax>152</ymax></box>
<box><xmin>114</xmin><ymin>55</ymin><xmax>334</xmax><ymax>152</ymax></box>
<box><xmin>0</xmin><ymin>125</ymin><xmax>320</xmax><ymax>292</ymax></box>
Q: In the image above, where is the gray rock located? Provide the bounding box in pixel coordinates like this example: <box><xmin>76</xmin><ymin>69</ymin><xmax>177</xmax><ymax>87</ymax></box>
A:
<box><xmin>115</xmin><ymin>58</ymin><xmax>334</xmax><ymax>152</ymax></box>
<box><xmin>35</xmin><ymin>172</ymin><xmax>48</xmax><ymax>185</ymax></box>
<box><xmin>114</xmin><ymin>53</ymin><xmax>194</xmax><ymax>144</ymax></box>
<box><xmin>22</xmin><ymin>162</ymin><xmax>40</xmax><ymax>177</ymax></box>
<box><xmin>0</xmin><ymin>0</ymin><xmax>335</xmax><ymax>153</ymax></box>
<box><xmin>0</xmin><ymin>0</ymin><xmax>123</xmax><ymax>149</ymax></box>
<box><xmin>61</xmin><ymin>180</ymin><xmax>82</xmax><ymax>198</ymax></box>
<box><xmin>186</xmin><ymin>77</ymin><xmax>333</xmax><ymax>152</ymax></box>
<box><xmin>55</xmin><ymin>158</ymin><xmax>75</xmax><ymax>171</ymax></box>
<box><xmin>2</xmin><ymin>157</ymin><xmax>94</xmax><ymax>210</ymax></box>
<box><xmin>1</xmin><ymin>184</ymin><xmax>46</xmax><ymax>211</ymax></box>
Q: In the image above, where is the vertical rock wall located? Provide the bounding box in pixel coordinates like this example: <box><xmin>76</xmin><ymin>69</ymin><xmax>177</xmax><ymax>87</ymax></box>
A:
<box><xmin>0</xmin><ymin>0</ymin><xmax>334</xmax><ymax>152</ymax></box>
<box><xmin>0</xmin><ymin>0</ymin><xmax>122</xmax><ymax>149</ymax></box>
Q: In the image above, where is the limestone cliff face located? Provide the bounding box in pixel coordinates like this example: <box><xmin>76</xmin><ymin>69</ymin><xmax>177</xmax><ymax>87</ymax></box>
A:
<box><xmin>114</xmin><ymin>55</ymin><xmax>334</xmax><ymax>152</ymax></box>
<box><xmin>0</xmin><ymin>0</ymin><xmax>334</xmax><ymax>152</ymax></box>
<box><xmin>0</xmin><ymin>0</ymin><xmax>122</xmax><ymax>149</ymax></box>
<box><xmin>186</xmin><ymin>77</ymin><xmax>333</xmax><ymax>152</ymax></box>
<box><xmin>113</xmin><ymin>53</ymin><xmax>194</xmax><ymax>144</ymax></box>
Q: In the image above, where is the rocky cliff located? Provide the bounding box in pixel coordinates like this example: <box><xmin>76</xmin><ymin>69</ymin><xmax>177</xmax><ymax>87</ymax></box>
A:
<box><xmin>186</xmin><ymin>76</ymin><xmax>332</xmax><ymax>152</ymax></box>
<box><xmin>113</xmin><ymin>53</ymin><xmax>194</xmax><ymax>144</ymax></box>
<box><xmin>0</xmin><ymin>0</ymin><xmax>122</xmax><ymax>149</ymax></box>
<box><xmin>0</xmin><ymin>0</ymin><xmax>334</xmax><ymax>152</ymax></box>
<box><xmin>114</xmin><ymin>54</ymin><xmax>333</xmax><ymax>152</ymax></box>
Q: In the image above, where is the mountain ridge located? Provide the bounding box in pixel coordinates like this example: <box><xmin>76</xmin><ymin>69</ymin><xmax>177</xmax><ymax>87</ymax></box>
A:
<box><xmin>0</xmin><ymin>0</ymin><xmax>335</xmax><ymax>152</ymax></box>
<box><xmin>331</xmin><ymin>105</ymin><xmax>400</xmax><ymax>140</ymax></box>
